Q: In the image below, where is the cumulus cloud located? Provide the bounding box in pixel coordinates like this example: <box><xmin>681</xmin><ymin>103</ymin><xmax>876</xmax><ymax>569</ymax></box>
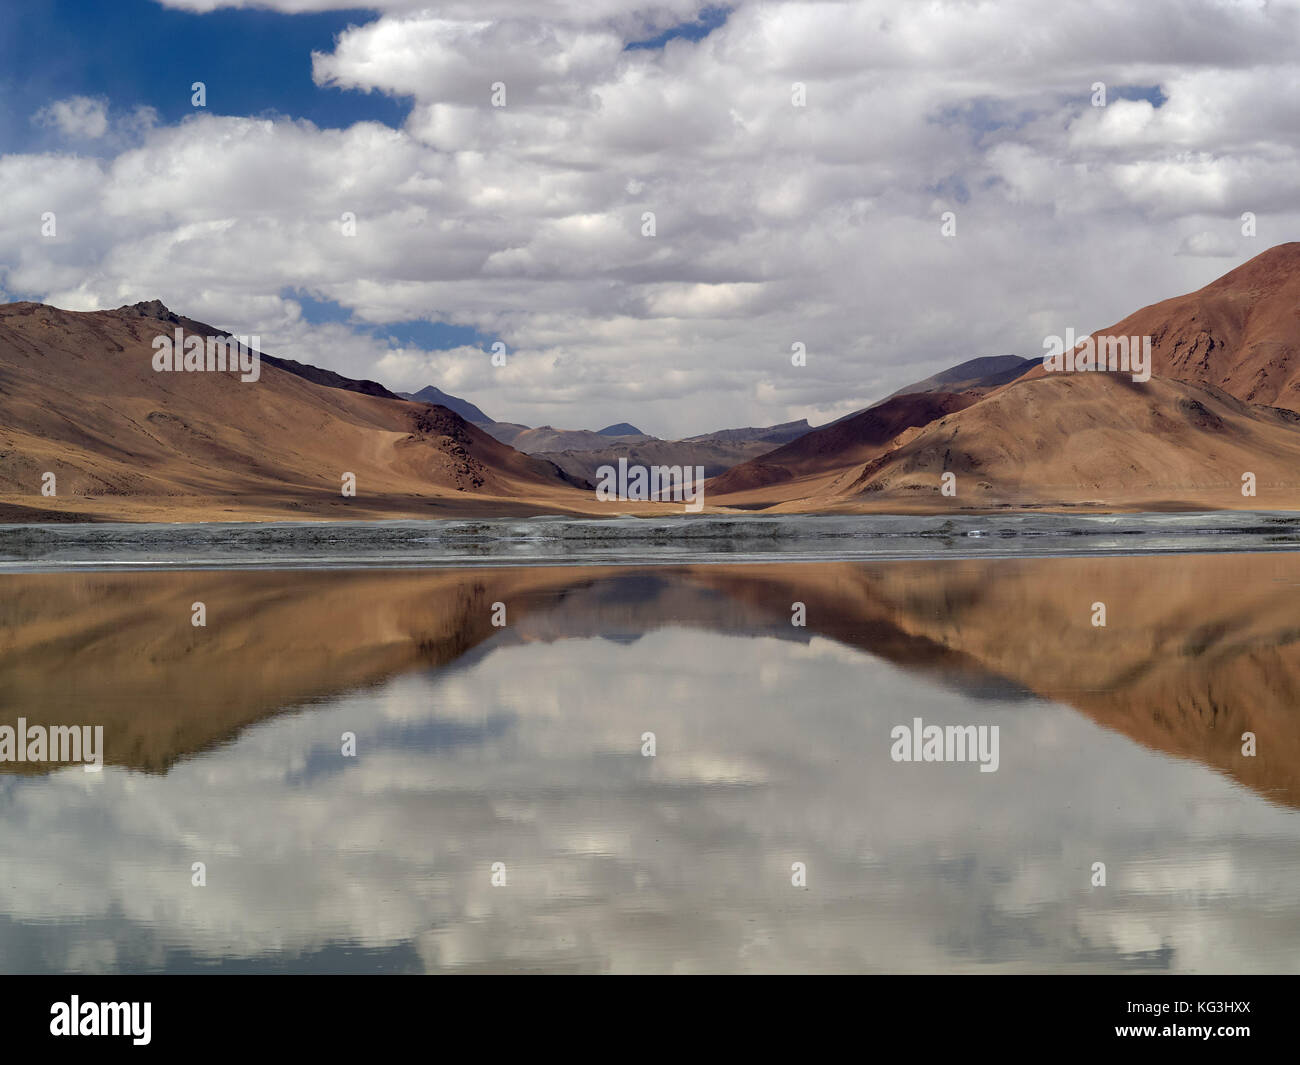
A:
<box><xmin>33</xmin><ymin>96</ymin><xmax>110</xmax><ymax>139</ymax></box>
<box><xmin>4</xmin><ymin>1</ymin><xmax>1300</xmax><ymax>434</ymax></box>
<box><xmin>1176</xmin><ymin>229</ymin><xmax>1242</xmax><ymax>257</ymax></box>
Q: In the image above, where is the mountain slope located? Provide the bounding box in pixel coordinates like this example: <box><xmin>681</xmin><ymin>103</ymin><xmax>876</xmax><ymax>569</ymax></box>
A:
<box><xmin>1023</xmin><ymin>242</ymin><xmax>1300</xmax><ymax>409</ymax></box>
<box><xmin>714</xmin><ymin>243</ymin><xmax>1300</xmax><ymax>513</ymax></box>
<box><xmin>885</xmin><ymin>354</ymin><xmax>1036</xmax><ymax>400</ymax></box>
<box><xmin>0</xmin><ymin>301</ymin><xmax>589</xmax><ymax>521</ymax></box>
<box><xmin>682</xmin><ymin>419</ymin><xmax>811</xmax><ymax>446</ymax></box>
<box><xmin>707</xmin><ymin>392</ymin><xmax>976</xmax><ymax>501</ymax></box>
<box><xmin>814</xmin><ymin>372</ymin><xmax>1300</xmax><ymax>511</ymax></box>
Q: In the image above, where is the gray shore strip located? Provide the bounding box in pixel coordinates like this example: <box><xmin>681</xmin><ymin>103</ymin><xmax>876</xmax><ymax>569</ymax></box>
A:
<box><xmin>2</xmin><ymin>512</ymin><xmax>1300</xmax><ymax>571</ymax></box>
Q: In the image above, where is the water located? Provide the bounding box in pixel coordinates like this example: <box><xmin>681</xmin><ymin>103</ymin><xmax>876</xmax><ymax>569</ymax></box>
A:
<box><xmin>1</xmin><ymin>551</ymin><xmax>1297</xmax><ymax>973</ymax></box>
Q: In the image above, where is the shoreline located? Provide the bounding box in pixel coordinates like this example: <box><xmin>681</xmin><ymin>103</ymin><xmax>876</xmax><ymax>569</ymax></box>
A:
<box><xmin>5</xmin><ymin>511</ymin><xmax>1300</xmax><ymax>571</ymax></box>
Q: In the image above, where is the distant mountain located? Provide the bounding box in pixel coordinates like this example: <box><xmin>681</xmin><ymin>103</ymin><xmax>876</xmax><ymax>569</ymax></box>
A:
<box><xmin>535</xmin><ymin>419</ymin><xmax>817</xmax><ymax>483</ymax></box>
<box><xmin>818</xmin><ymin>355</ymin><xmax>1034</xmax><ymax>430</ymax></box>
<box><xmin>683</xmin><ymin>419</ymin><xmax>812</xmax><ymax>446</ymax></box>
<box><xmin>484</xmin><ymin>418</ymin><xmax>811</xmax><ymax>457</ymax></box>
<box><xmin>399</xmin><ymin>385</ymin><xmax>492</xmax><ymax>424</ymax></box>
<box><xmin>479</xmin><ymin>423</ymin><xmax>656</xmax><ymax>453</ymax></box>
<box><xmin>707</xmin><ymin>393</ymin><xmax>975</xmax><ymax>499</ymax></box>
<box><xmin>885</xmin><ymin>354</ymin><xmax>1036</xmax><ymax>400</ymax></box>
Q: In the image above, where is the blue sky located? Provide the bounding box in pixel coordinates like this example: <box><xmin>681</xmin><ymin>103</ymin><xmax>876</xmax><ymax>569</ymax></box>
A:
<box><xmin>626</xmin><ymin>5</ymin><xmax>729</xmax><ymax>50</ymax></box>
<box><xmin>287</xmin><ymin>290</ymin><xmax>498</xmax><ymax>353</ymax></box>
<box><xmin>0</xmin><ymin>1</ymin><xmax>406</xmax><ymax>153</ymax></box>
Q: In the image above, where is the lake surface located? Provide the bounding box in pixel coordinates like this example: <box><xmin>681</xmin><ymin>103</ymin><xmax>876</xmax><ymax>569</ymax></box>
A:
<box><xmin>2</xmin><ymin>551</ymin><xmax>1298</xmax><ymax>973</ymax></box>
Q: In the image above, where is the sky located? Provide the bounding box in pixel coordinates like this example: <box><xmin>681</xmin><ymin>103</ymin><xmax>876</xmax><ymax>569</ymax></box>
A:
<box><xmin>1</xmin><ymin>0</ymin><xmax>1298</xmax><ymax>437</ymax></box>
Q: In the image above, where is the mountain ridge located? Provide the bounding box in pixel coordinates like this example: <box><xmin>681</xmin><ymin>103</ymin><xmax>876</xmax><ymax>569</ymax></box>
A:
<box><xmin>7</xmin><ymin>243</ymin><xmax>1300</xmax><ymax>519</ymax></box>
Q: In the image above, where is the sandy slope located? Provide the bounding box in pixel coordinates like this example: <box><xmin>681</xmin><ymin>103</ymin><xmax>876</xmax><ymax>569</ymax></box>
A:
<box><xmin>1036</xmin><ymin>241</ymin><xmax>1300</xmax><ymax>408</ymax></box>
<box><xmin>0</xmin><ymin>301</ymin><xmax>659</xmax><ymax>521</ymax></box>
<box><xmin>711</xmin><ymin>243</ymin><xmax>1300</xmax><ymax>514</ymax></box>
<box><xmin>792</xmin><ymin>373</ymin><xmax>1300</xmax><ymax>512</ymax></box>
<box><xmin>706</xmin><ymin>392</ymin><xmax>975</xmax><ymax>505</ymax></box>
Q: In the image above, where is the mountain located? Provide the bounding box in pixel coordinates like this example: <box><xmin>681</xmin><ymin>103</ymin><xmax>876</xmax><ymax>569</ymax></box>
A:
<box><xmin>682</xmin><ymin>419</ymin><xmax>811</xmax><ymax>446</ymax></box>
<box><xmin>885</xmin><ymin>354</ymin><xmax>1036</xmax><ymax>400</ymax></box>
<box><xmin>814</xmin><ymin>355</ymin><xmax>1034</xmax><ymax>431</ymax></box>
<box><xmin>479</xmin><ymin>422</ymin><xmax>656</xmax><ymax>453</ymax></box>
<box><xmin>785</xmin><ymin>372</ymin><xmax>1300</xmax><ymax>511</ymax></box>
<box><xmin>117</xmin><ymin>299</ymin><xmax>407</xmax><ymax>400</ymax></box>
<box><xmin>1056</xmin><ymin>241</ymin><xmax>1300</xmax><ymax>409</ymax></box>
<box><xmin>706</xmin><ymin>392</ymin><xmax>975</xmax><ymax>501</ymax></box>
<box><xmin>0</xmin><ymin>300</ymin><xmax>590</xmax><ymax>521</ymax></box>
<box><xmin>9</xmin><ymin>244</ymin><xmax>1300</xmax><ymax>521</ymax></box>
<box><xmin>597</xmin><ymin>422</ymin><xmax>643</xmax><ymax>436</ymax></box>
<box><xmin>484</xmin><ymin>418</ymin><xmax>813</xmax><ymax>476</ymax></box>
<box><xmin>712</xmin><ymin>243</ymin><xmax>1300</xmax><ymax>512</ymax></box>
<box><xmin>399</xmin><ymin>385</ymin><xmax>492</xmax><ymax>425</ymax></box>
<box><xmin>534</xmin><ymin>419</ymin><xmax>816</xmax><ymax>484</ymax></box>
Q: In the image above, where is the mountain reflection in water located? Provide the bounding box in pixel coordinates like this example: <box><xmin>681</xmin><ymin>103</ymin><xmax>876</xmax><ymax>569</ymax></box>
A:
<box><xmin>1</xmin><ymin>554</ymin><xmax>1297</xmax><ymax>973</ymax></box>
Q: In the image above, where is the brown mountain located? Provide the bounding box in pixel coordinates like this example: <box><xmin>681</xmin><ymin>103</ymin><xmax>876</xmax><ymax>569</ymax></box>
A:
<box><xmin>881</xmin><ymin>354</ymin><xmax>1035</xmax><ymax>402</ymax></box>
<box><xmin>716</xmin><ymin>243</ymin><xmax>1300</xmax><ymax>513</ymax></box>
<box><xmin>0</xmin><ymin>300</ymin><xmax>593</xmax><ymax>521</ymax></box>
<box><xmin>1051</xmin><ymin>241</ymin><xmax>1300</xmax><ymax>409</ymax></box>
<box><xmin>8</xmin><ymin>243</ymin><xmax>1300</xmax><ymax>521</ymax></box>
<box><xmin>780</xmin><ymin>373</ymin><xmax>1300</xmax><ymax>512</ymax></box>
<box><xmin>706</xmin><ymin>391</ymin><xmax>976</xmax><ymax>503</ymax></box>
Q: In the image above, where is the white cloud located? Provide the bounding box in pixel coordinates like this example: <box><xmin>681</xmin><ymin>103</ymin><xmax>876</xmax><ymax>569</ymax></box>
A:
<box><xmin>33</xmin><ymin>96</ymin><xmax>110</xmax><ymax>139</ymax></box>
<box><xmin>1176</xmin><ymin>229</ymin><xmax>1241</xmax><ymax>257</ymax></box>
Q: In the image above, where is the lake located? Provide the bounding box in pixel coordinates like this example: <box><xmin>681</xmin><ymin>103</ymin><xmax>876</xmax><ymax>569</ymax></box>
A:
<box><xmin>1</xmin><ymin>550</ymin><xmax>1298</xmax><ymax>973</ymax></box>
